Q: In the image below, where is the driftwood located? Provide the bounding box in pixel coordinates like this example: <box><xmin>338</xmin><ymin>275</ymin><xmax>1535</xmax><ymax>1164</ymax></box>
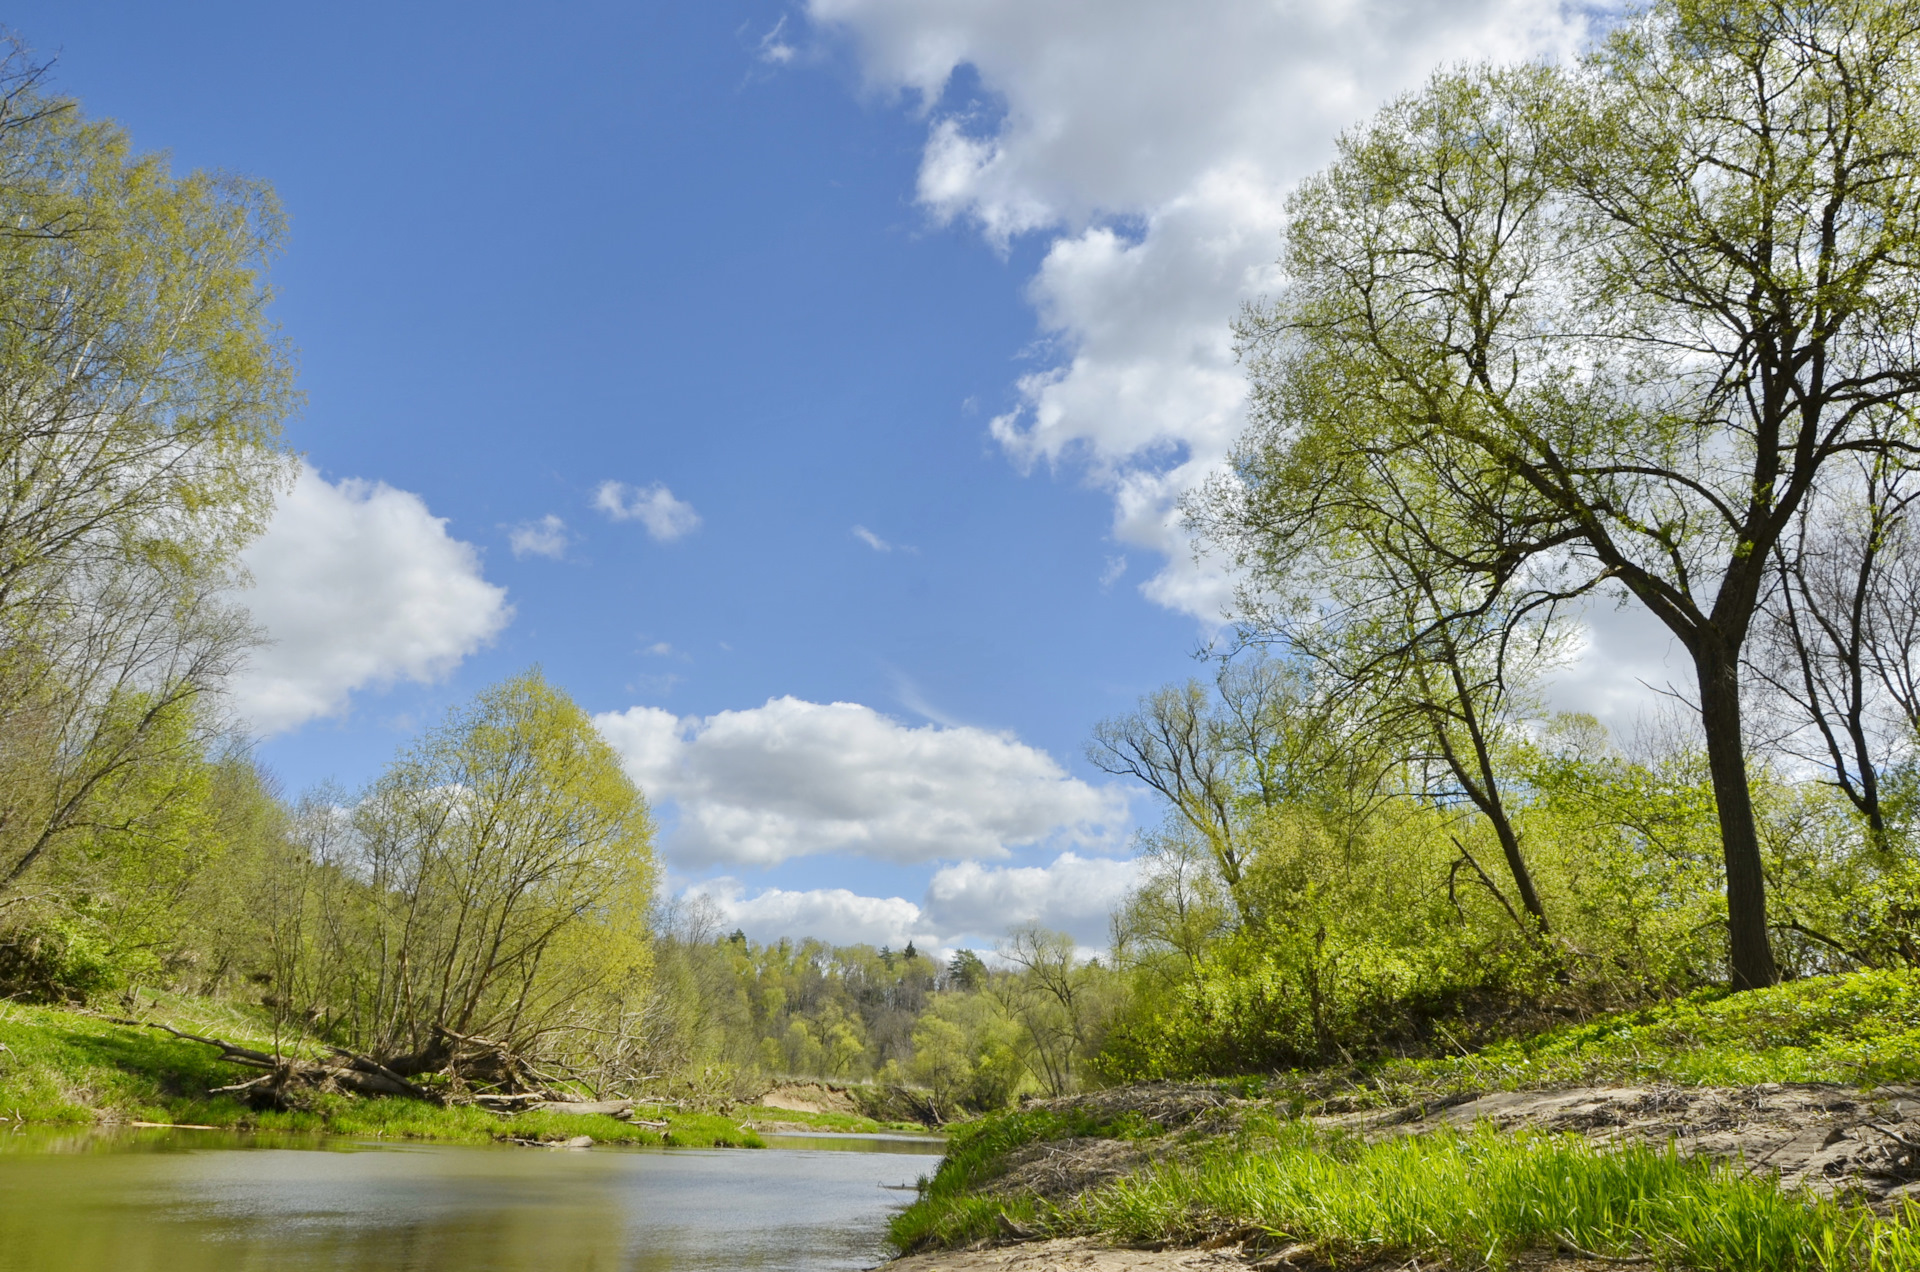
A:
<box><xmin>105</xmin><ymin>1016</ymin><xmax>438</xmax><ymax>1104</ymax></box>
<box><xmin>104</xmin><ymin>1014</ymin><xmax>670</xmax><ymax>1118</ymax></box>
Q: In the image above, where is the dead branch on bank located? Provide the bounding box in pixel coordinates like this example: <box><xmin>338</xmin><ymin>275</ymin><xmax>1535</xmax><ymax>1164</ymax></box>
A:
<box><xmin>101</xmin><ymin>1014</ymin><xmax>671</xmax><ymax>1113</ymax></box>
<box><xmin>105</xmin><ymin>1016</ymin><xmax>437</xmax><ymax>1102</ymax></box>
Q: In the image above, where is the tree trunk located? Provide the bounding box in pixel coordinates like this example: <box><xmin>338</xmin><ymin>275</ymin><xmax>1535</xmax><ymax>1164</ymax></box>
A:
<box><xmin>1697</xmin><ymin>649</ymin><xmax>1779</xmax><ymax>991</ymax></box>
<box><xmin>1489</xmin><ymin>813</ymin><xmax>1550</xmax><ymax>936</ymax></box>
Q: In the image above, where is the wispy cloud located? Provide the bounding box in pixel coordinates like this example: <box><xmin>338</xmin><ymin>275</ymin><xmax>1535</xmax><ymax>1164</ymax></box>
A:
<box><xmin>508</xmin><ymin>514</ymin><xmax>569</xmax><ymax>560</ymax></box>
<box><xmin>757</xmin><ymin>15</ymin><xmax>797</xmax><ymax>64</ymax></box>
<box><xmin>853</xmin><ymin>524</ymin><xmax>892</xmax><ymax>552</ymax></box>
<box><xmin>594</xmin><ymin>481</ymin><xmax>702</xmax><ymax>542</ymax></box>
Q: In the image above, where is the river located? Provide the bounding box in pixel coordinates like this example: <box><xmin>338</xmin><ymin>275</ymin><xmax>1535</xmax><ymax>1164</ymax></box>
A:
<box><xmin>0</xmin><ymin>1127</ymin><xmax>944</xmax><ymax>1271</ymax></box>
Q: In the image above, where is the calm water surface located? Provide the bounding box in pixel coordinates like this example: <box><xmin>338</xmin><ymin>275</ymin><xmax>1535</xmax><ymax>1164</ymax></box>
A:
<box><xmin>0</xmin><ymin>1127</ymin><xmax>944</xmax><ymax>1271</ymax></box>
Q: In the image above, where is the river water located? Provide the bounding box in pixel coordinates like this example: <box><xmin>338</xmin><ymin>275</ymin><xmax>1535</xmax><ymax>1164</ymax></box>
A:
<box><xmin>0</xmin><ymin>1127</ymin><xmax>944</xmax><ymax>1271</ymax></box>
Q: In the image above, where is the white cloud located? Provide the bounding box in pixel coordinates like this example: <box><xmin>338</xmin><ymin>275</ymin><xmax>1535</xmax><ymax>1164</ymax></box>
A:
<box><xmin>853</xmin><ymin>524</ymin><xmax>891</xmax><ymax>552</ymax></box>
<box><xmin>687</xmin><ymin>880</ymin><xmax>930</xmax><ymax>949</ymax></box>
<box><xmin>924</xmin><ymin>852</ymin><xmax>1140</xmax><ymax>945</ymax></box>
<box><xmin>232</xmin><ymin>464</ymin><xmax>512</xmax><ymax>735</ymax></box>
<box><xmin>595</xmin><ymin>696</ymin><xmax>1129</xmax><ymax>866</ymax></box>
<box><xmin>805</xmin><ymin>0</ymin><xmax>1593</xmax><ymax>619</ymax></box>
<box><xmin>508</xmin><ymin>514</ymin><xmax>569</xmax><ymax>560</ymax></box>
<box><xmin>1546</xmin><ymin>599</ymin><xmax>1693</xmax><ymax>731</ymax></box>
<box><xmin>684</xmin><ymin>850</ymin><xmax>1138</xmax><ymax>949</ymax></box>
<box><xmin>594</xmin><ymin>480</ymin><xmax>702</xmax><ymax>541</ymax></box>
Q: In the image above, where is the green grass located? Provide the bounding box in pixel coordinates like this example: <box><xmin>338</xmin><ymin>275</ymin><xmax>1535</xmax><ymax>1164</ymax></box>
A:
<box><xmin>1275</xmin><ymin>970</ymin><xmax>1920</xmax><ymax>1113</ymax></box>
<box><xmin>1065</xmin><ymin>1119</ymin><xmax>1920</xmax><ymax>1271</ymax></box>
<box><xmin>0</xmin><ymin>1000</ymin><xmax>760</xmax><ymax>1147</ymax></box>
<box><xmin>893</xmin><ymin>1113</ymin><xmax>1920</xmax><ymax>1269</ymax></box>
<box><xmin>887</xmin><ymin>1104</ymin><xmax>1163</xmax><ymax>1250</ymax></box>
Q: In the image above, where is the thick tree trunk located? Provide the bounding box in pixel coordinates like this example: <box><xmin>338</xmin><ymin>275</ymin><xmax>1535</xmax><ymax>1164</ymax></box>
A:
<box><xmin>1696</xmin><ymin>649</ymin><xmax>1779</xmax><ymax>991</ymax></box>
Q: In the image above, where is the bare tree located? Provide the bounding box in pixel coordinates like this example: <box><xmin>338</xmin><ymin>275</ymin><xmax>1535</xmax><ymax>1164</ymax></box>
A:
<box><xmin>1751</xmin><ymin>455</ymin><xmax>1920</xmax><ymax>841</ymax></box>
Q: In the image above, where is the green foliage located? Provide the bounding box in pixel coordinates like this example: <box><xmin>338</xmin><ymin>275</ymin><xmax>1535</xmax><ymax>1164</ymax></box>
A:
<box><xmin>907</xmin><ymin>991</ymin><xmax>1029</xmax><ymax>1117</ymax></box>
<box><xmin>1100</xmin><ymin>650</ymin><xmax>1920</xmax><ymax>1080</ymax></box>
<box><xmin>649</xmin><ymin>913</ymin><xmax>1114</xmax><ymax>1114</ymax></box>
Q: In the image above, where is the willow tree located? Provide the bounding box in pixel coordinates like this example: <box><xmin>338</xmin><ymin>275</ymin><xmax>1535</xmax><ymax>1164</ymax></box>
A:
<box><xmin>319</xmin><ymin>672</ymin><xmax>658</xmax><ymax>1081</ymax></box>
<box><xmin>1209</xmin><ymin>0</ymin><xmax>1920</xmax><ymax>990</ymax></box>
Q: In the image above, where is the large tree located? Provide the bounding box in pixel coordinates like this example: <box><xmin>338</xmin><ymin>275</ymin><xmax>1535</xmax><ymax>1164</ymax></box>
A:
<box><xmin>1210</xmin><ymin>0</ymin><xmax>1920</xmax><ymax>989</ymax></box>
<box><xmin>0</xmin><ymin>37</ymin><xmax>295</xmax><ymax>901</ymax></box>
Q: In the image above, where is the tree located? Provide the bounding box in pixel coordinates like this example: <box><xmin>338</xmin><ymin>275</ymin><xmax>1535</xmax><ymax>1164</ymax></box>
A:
<box><xmin>1089</xmin><ymin>656</ymin><xmax>1384</xmax><ymax>915</ymax></box>
<box><xmin>303</xmin><ymin>671</ymin><xmax>658</xmax><ymax>1080</ymax></box>
<box><xmin>1203</xmin><ymin>462</ymin><xmax>1581</xmax><ymax>935</ymax></box>
<box><xmin>0</xmin><ymin>35</ymin><xmax>296</xmax><ymax>912</ymax></box>
<box><xmin>994</xmin><ymin>925</ymin><xmax>1118</xmax><ymax>1096</ymax></box>
<box><xmin>1214</xmin><ymin>0</ymin><xmax>1920</xmax><ymax>989</ymax></box>
<box><xmin>1750</xmin><ymin>454</ymin><xmax>1920</xmax><ymax>842</ymax></box>
<box><xmin>0</xmin><ymin>39</ymin><xmax>294</xmax><ymax>623</ymax></box>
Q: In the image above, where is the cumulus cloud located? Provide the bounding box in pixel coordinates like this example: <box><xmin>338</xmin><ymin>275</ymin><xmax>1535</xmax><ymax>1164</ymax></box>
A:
<box><xmin>232</xmin><ymin>465</ymin><xmax>512</xmax><ymax>735</ymax></box>
<box><xmin>803</xmin><ymin>0</ymin><xmax>1593</xmax><ymax>617</ymax></box>
<box><xmin>686</xmin><ymin>880</ymin><xmax>930</xmax><ymax>949</ymax></box>
<box><xmin>595</xmin><ymin>696</ymin><xmax>1129</xmax><ymax>867</ymax></box>
<box><xmin>594</xmin><ymin>480</ymin><xmax>702</xmax><ymax>541</ymax></box>
<box><xmin>684</xmin><ymin>851</ymin><xmax>1138</xmax><ymax>949</ymax></box>
<box><xmin>923</xmin><ymin>852</ymin><xmax>1141</xmax><ymax>944</ymax></box>
<box><xmin>508</xmin><ymin>514</ymin><xmax>569</xmax><ymax>560</ymax></box>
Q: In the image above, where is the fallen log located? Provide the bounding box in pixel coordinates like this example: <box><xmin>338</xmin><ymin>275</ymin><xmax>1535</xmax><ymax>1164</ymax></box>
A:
<box><xmin>102</xmin><ymin>1016</ymin><xmax>438</xmax><ymax>1103</ymax></box>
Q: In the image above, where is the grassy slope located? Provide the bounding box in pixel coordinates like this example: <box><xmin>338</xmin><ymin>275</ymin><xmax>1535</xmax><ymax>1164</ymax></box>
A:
<box><xmin>893</xmin><ymin>972</ymin><xmax>1920</xmax><ymax>1268</ymax></box>
<box><xmin>0</xmin><ymin>999</ymin><xmax>759</xmax><ymax>1148</ymax></box>
<box><xmin>1276</xmin><ymin>968</ymin><xmax>1920</xmax><ymax>1113</ymax></box>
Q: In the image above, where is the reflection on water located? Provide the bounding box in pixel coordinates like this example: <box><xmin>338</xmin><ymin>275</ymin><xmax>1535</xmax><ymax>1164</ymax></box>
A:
<box><xmin>0</xmin><ymin>1127</ymin><xmax>942</xmax><ymax>1272</ymax></box>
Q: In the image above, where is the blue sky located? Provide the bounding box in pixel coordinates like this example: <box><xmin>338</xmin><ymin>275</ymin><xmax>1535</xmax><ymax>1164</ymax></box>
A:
<box><xmin>13</xmin><ymin>0</ymin><xmax>1667</xmax><ymax>953</ymax></box>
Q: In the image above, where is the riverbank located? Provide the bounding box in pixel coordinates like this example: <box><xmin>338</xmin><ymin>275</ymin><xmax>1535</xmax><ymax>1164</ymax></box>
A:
<box><xmin>0</xmin><ymin>996</ymin><xmax>778</xmax><ymax>1147</ymax></box>
<box><xmin>886</xmin><ymin>972</ymin><xmax>1920</xmax><ymax>1270</ymax></box>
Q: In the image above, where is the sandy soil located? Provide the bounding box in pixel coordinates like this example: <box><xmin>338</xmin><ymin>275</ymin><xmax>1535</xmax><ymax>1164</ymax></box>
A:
<box><xmin>756</xmin><ymin>1081</ymin><xmax>863</xmax><ymax>1115</ymax></box>
<box><xmin>1336</xmin><ymin>1082</ymin><xmax>1920</xmax><ymax>1202</ymax></box>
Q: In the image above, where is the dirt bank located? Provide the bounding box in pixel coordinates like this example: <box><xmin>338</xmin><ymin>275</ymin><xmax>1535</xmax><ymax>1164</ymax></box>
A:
<box><xmin>883</xmin><ymin>1234</ymin><xmax>1631</xmax><ymax>1271</ymax></box>
<box><xmin>1331</xmin><ymin>1082</ymin><xmax>1920</xmax><ymax>1204</ymax></box>
<box><xmin>972</xmin><ymin>1081</ymin><xmax>1920</xmax><ymax>1208</ymax></box>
